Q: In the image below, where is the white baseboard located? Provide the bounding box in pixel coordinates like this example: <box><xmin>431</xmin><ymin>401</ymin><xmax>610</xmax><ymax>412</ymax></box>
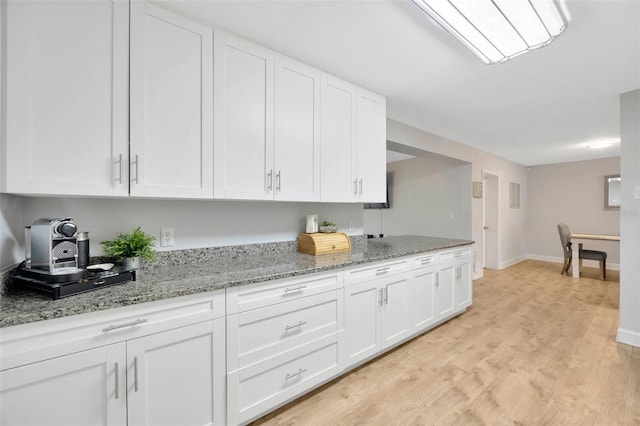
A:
<box><xmin>617</xmin><ymin>328</ymin><xmax>640</xmax><ymax>348</ymax></box>
<box><xmin>526</xmin><ymin>254</ymin><xmax>620</xmax><ymax>271</ymax></box>
<box><xmin>499</xmin><ymin>255</ymin><xmax>527</xmax><ymax>270</ymax></box>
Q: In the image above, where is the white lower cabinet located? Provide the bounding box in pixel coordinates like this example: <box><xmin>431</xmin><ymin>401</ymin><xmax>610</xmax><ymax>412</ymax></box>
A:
<box><xmin>0</xmin><ymin>343</ymin><xmax>127</xmax><ymax>426</ymax></box>
<box><xmin>126</xmin><ymin>320</ymin><xmax>225</xmax><ymax>426</ymax></box>
<box><xmin>435</xmin><ymin>256</ymin><xmax>457</xmax><ymax>320</ymax></box>
<box><xmin>225</xmin><ymin>271</ymin><xmax>344</xmax><ymax>425</ymax></box>
<box><xmin>0</xmin><ymin>247</ymin><xmax>473</xmax><ymax>426</ymax></box>
<box><xmin>408</xmin><ymin>265</ymin><xmax>437</xmax><ymax>333</ymax></box>
<box><xmin>0</xmin><ymin>292</ymin><xmax>226</xmax><ymax>426</ymax></box>
<box><xmin>342</xmin><ymin>269</ymin><xmax>411</xmax><ymax>369</ymax></box>
<box><xmin>454</xmin><ymin>248</ymin><xmax>474</xmax><ymax>310</ymax></box>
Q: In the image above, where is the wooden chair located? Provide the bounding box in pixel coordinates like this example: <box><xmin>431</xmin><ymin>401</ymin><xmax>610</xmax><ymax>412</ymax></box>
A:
<box><xmin>557</xmin><ymin>223</ymin><xmax>608</xmax><ymax>280</ymax></box>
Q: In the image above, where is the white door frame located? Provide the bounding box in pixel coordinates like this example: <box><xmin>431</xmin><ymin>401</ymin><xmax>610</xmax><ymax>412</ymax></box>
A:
<box><xmin>482</xmin><ymin>170</ymin><xmax>500</xmax><ymax>269</ymax></box>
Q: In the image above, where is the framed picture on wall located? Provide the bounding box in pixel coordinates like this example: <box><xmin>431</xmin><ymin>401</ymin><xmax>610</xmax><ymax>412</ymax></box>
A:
<box><xmin>510</xmin><ymin>182</ymin><xmax>520</xmax><ymax>209</ymax></box>
<box><xmin>473</xmin><ymin>181</ymin><xmax>482</xmax><ymax>198</ymax></box>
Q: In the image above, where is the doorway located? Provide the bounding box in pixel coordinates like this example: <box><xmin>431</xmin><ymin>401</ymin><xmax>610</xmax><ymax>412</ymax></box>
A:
<box><xmin>482</xmin><ymin>171</ymin><xmax>500</xmax><ymax>269</ymax></box>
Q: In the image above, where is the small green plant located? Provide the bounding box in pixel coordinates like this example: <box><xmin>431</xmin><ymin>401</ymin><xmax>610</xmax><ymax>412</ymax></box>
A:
<box><xmin>101</xmin><ymin>227</ymin><xmax>157</xmax><ymax>262</ymax></box>
<box><xmin>322</xmin><ymin>221</ymin><xmax>336</xmax><ymax>227</ymax></box>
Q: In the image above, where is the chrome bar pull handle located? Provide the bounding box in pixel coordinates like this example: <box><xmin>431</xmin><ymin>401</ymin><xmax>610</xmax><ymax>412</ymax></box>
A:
<box><xmin>353</xmin><ymin>179</ymin><xmax>358</xmax><ymax>196</ymax></box>
<box><xmin>376</xmin><ymin>266</ymin><xmax>390</xmax><ymax>275</ymax></box>
<box><xmin>358</xmin><ymin>179</ymin><xmax>363</xmax><ymax>195</ymax></box>
<box><xmin>284</xmin><ymin>285</ymin><xmax>306</xmax><ymax>293</ymax></box>
<box><xmin>131</xmin><ymin>154</ymin><xmax>139</xmax><ymax>184</ymax></box>
<box><xmin>276</xmin><ymin>171</ymin><xmax>281</xmax><ymax>192</ymax></box>
<box><xmin>435</xmin><ymin>272</ymin><xmax>439</xmax><ymax>287</ymax></box>
<box><xmin>134</xmin><ymin>356</ymin><xmax>139</xmax><ymax>392</ymax></box>
<box><xmin>379</xmin><ymin>288</ymin><xmax>384</xmax><ymax>306</ymax></box>
<box><xmin>102</xmin><ymin>318</ymin><xmax>148</xmax><ymax>332</ymax></box>
<box><xmin>285</xmin><ymin>320</ymin><xmax>307</xmax><ymax>331</ymax></box>
<box><xmin>285</xmin><ymin>368</ymin><xmax>307</xmax><ymax>381</ymax></box>
<box><xmin>267</xmin><ymin>170</ymin><xmax>273</xmax><ymax>191</ymax></box>
<box><xmin>114</xmin><ymin>362</ymin><xmax>120</xmax><ymax>399</ymax></box>
<box><xmin>115</xmin><ymin>153</ymin><xmax>123</xmax><ymax>184</ymax></box>
<box><xmin>384</xmin><ymin>286</ymin><xmax>389</xmax><ymax>305</ymax></box>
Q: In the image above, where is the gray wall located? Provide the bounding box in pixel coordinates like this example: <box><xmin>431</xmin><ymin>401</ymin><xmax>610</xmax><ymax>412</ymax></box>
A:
<box><xmin>387</xmin><ymin>118</ymin><xmax>528</xmax><ymax>276</ymax></box>
<box><xmin>526</xmin><ymin>157</ymin><xmax>621</xmax><ymax>266</ymax></box>
<box><xmin>618</xmin><ymin>89</ymin><xmax>640</xmax><ymax>347</ymax></box>
<box><xmin>374</xmin><ymin>156</ymin><xmax>472</xmax><ymax>240</ymax></box>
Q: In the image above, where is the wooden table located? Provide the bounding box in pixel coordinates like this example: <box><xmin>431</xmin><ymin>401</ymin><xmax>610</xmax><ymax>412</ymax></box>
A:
<box><xmin>569</xmin><ymin>233</ymin><xmax>620</xmax><ymax>278</ymax></box>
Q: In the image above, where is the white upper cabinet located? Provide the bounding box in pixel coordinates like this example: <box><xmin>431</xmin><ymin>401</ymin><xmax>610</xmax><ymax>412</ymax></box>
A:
<box><xmin>273</xmin><ymin>56</ymin><xmax>321</xmax><ymax>201</ymax></box>
<box><xmin>130</xmin><ymin>2</ymin><xmax>213</xmax><ymax>198</ymax></box>
<box><xmin>214</xmin><ymin>34</ymin><xmax>321</xmax><ymax>202</ymax></box>
<box><xmin>356</xmin><ymin>89</ymin><xmax>387</xmax><ymax>203</ymax></box>
<box><xmin>214</xmin><ymin>33</ymin><xmax>274</xmax><ymax>200</ymax></box>
<box><xmin>320</xmin><ymin>79</ymin><xmax>387</xmax><ymax>203</ymax></box>
<box><xmin>320</xmin><ymin>75</ymin><xmax>358</xmax><ymax>202</ymax></box>
<box><xmin>3</xmin><ymin>0</ymin><xmax>129</xmax><ymax>196</ymax></box>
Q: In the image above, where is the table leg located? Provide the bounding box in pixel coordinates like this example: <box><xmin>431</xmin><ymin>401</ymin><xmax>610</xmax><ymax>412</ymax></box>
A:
<box><xmin>572</xmin><ymin>243</ymin><xmax>580</xmax><ymax>278</ymax></box>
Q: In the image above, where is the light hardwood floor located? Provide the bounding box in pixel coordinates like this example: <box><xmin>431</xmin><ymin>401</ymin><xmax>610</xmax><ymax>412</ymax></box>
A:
<box><xmin>253</xmin><ymin>260</ymin><xmax>640</xmax><ymax>425</ymax></box>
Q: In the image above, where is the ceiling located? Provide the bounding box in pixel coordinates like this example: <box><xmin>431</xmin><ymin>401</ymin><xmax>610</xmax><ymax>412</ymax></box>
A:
<box><xmin>160</xmin><ymin>0</ymin><xmax>640</xmax><ymax>166</ymax></box>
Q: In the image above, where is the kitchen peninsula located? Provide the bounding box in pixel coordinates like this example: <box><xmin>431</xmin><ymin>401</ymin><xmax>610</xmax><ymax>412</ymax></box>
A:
<box><xmin>1</xmin><ymin>235</ymin><xmax>473</xmax><ymax>425</ymax></box>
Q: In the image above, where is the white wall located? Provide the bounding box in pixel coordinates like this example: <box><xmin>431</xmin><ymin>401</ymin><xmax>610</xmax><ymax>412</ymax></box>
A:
<box><xmin>386</xmin><ymin>118</ymin><xmax>528</xmax><ymax>278</ymax></box>
<box><xmin>617</xmin><ymin>89</ymin><xmax>640</xmax><ymax>348</ymax></box>
<box><xmin>376</xmin><ymin>156</ymin><xmax>472</xmax><ymax>239</ymax></box>
<box><xmin>526</xmin><ymin>157</ymin><xmax>621</xmax><ymax>266</ymax></box>
<box><xmin>0</xmin><ymin>194</ymin><xmax>364</xmax><ymax>270</ymax></box>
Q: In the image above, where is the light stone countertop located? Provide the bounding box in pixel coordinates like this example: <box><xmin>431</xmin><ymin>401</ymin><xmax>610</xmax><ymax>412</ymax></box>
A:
<box><xmin>0</xmin><ymin>236</ymin><xmax>473</xmax><ymax>328</ymax></box>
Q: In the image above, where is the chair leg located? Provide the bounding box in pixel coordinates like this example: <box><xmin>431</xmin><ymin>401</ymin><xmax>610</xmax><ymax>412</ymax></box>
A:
<box><xmin>602</xmin><ymin>259</ymin><xmax>606</xmax><ymax>281</ymax></box>
<box><xmin>579</xmin><ymin>257</ymin><xmax>583</xmax><ymax>274</ymax></box>
<box><xmin>561</xmin><ymin>258</ymin><xmax>568</xmax><ymax>275</ymax></box>
<box><xmin>566</xmin><ymin>257</ymin><xmax>572</xmax><ymax>275</ymax></box>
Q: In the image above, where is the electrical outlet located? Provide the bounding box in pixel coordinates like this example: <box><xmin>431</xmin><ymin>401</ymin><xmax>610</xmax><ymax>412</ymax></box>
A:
<box><xmin>160</xmin><ymin>228</ymin><xmax>174</xmax><ymax>247</ymax></box>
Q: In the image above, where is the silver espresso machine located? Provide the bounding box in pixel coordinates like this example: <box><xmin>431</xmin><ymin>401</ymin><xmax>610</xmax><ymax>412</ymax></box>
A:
<box><xmin>30</xmin><ymin>217</ymin><xmax>79</xmax><ymax>272</ymax></box>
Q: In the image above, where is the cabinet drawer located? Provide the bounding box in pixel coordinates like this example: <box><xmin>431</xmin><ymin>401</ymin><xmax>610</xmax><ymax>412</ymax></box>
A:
<box><xmin>344</xmin><ymin>258</ymin><xmax>410</xmax><ymax>286</ymax></box>
<box><xmin>441</xmin><ymin>247</ymin><xmax>473</xmax><ymax>263</ymax></box>
<box><xmin>228</xmin><ymin>335</ymin><xmax>339</xmax><ymax>425</ymax></box>
<box><xmin>412</xmin><ymin>252</ymin><xmax>439</xmax><ymax>270</ymax></box>
<box><xmin>0</xmin><ymin>291</ymin><xmax>224</xmax><ymax>371</ymax></box>
<box><xmin>226</xmin><ymin>271</ymin><xmax>342</xmax><ymax>314</ymax></box>
<box><xmin>227</xmin><ymin>290</ymin><xmax>342</xmax><ymax>371</ymax></box>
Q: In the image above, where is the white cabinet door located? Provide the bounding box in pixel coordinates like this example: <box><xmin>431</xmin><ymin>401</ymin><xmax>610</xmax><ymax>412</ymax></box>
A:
<box><xmin>356</xmin><ymin>88</ymin><xmax>387</xmax><ymax>203</ymax></box>
<box><xmin>214</xmin><ymin>33</ymin><xmax>274</xmax><ymax>200</ymax></box>
<box><xmin>320</xmin><ymin>75</ymin><xmax>357</xmax><ymax>202</ymax></box>
<box><xmin>380</xmin><ymin>273</ymin><xmax>411</xmax><ymax>349</ymax></box>
<box><xmin>3</xmin><ymin>0</ymin><xmax>129</xmax><ymax>196</ymax></box>
<box><xmin>409</xmin><ymin>267</ymin><xmax>437</xmax><ymax>333</ymax></box>
<box><xmin>455</xmin><ymin>255</ymin><xmax>473</xmax><ymax>311</ymax></box>
<box><xmin>436</xmin><ymin>260</ymin><xmax>456</xmax><ymax>320</ymax></box>
<box><xmin>273</xmin><ymin>56</ymin><xmax>321</xmax><ymax>201</ymax></box>
<box><xmin>127</xmin><ymin>320</ymin><xmax>225</xmax><ymax>426</ymax></box>
<box><xmin>130</xmin><ymin>2</ymin><xmax>213</xmax><ymax>198</ymax></box>
<box><xmin>342</xmin><ymin>280</ymin><xmax>381</xmax><ymax>367</ymax></box>
<box><xmin>0</xmin><ymin>343</ymin><xmax>127</xmax><ymax>426</ymax></box>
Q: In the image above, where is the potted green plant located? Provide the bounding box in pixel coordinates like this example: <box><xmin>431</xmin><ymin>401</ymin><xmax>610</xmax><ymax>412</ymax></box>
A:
<box><xmin>319</xmin><ymin>221</ymin><xmax>337</xmax><ymax>233</ymax></box>
<box><xmin>101</xmin><ymin>227</ymin><xmax>156</xmax><ymax>270</ymax></box>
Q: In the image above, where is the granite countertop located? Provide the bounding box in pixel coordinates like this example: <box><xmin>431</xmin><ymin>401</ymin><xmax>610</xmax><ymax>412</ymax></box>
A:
<box><xmin>0</xmin><ymin>236</ymin><xmax>473</xmax><ymax>328</ymax></box>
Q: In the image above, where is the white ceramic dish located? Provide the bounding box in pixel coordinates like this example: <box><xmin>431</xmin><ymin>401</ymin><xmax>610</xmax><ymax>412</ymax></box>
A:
<box><xmin>86</xmin><ymin>263</ymin><xmax>114</xmax><ymax>272</ymax></box>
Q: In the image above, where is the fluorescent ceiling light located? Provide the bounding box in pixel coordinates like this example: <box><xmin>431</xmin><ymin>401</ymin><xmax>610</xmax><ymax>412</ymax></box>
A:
<box><xmin>412</xmin><ymin>0</ymin><xmax>570</xmax><ymax>64</ymax></box>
